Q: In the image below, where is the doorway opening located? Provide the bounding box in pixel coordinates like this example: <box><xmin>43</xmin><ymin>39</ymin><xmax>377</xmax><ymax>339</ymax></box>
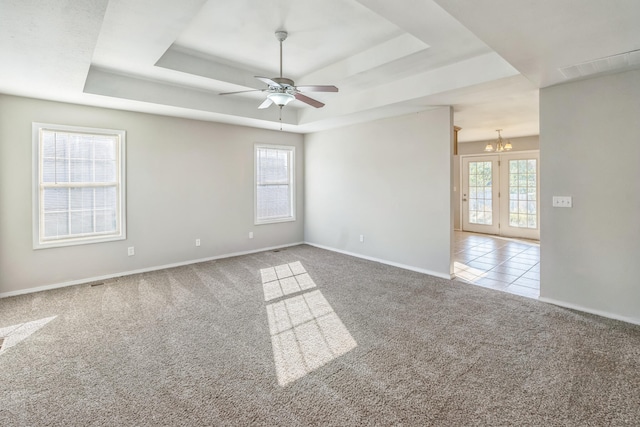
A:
<box><xmin>461</xmin><ymin>151</ymin><xmax>540</xmax><ymax>240</ymax></box>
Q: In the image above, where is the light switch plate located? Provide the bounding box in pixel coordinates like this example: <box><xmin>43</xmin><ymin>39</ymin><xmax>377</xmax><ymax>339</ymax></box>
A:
<box><xmin>552</xmin><ymin>196</ymin><xmax>572</xmax><ymax>208</ymax></box>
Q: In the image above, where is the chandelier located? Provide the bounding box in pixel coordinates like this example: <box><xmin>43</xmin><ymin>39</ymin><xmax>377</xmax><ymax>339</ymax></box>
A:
<box><xmin>484</xmin><ymin>129</ymin><xmax>513</xmax><ymax>152</ymax></box>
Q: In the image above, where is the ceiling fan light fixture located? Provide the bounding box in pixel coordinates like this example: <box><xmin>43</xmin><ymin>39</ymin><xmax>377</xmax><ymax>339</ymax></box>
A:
<box><xmin>267</xmin><ymin>92</ymin><xmax>295</xmax><ymax>106</ymax></box>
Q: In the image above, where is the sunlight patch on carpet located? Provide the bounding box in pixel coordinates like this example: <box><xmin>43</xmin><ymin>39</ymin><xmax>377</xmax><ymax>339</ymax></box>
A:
<box><xmin>0</xmin><ymin>316</ymin><xmax>57</xmax><ymax>355</ymax></box>
<box><xmin>261</xmin><ymin>261</ymin><xmax>317</xmax><ymax>301</ymax></box>
<box><xmin>261</xmin><ymin>262</ymin><xmax>357</xmax><ymax>386</ymax></box>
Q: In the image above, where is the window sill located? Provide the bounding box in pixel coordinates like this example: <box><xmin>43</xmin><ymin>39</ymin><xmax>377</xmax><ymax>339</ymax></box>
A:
<box><xmin>33</xmin><ymin>233</ymin><xmax>125</xmax><ymax>250</ymax></box>
<box><xmin>255</xmin><ymin>217</ymin><xmax>296</xmax><ymax>226</ymax></box>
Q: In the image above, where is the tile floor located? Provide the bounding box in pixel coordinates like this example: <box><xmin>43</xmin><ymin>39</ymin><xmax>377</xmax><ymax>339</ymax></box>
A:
<box><xmin>453</xmin><ymin>231</ymin><xmax>540</xmax><ymax>299</ymax></box>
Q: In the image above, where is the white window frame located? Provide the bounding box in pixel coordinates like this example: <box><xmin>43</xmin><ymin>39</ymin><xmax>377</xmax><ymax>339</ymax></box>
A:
<box><xmin>32</xmin><ymin>123</ymin><xmax>126</xmax><ymax>249</ymax></box>
<box><xmin>254</xmin><ymin>144</ymin><xmax>296</xmax><ymax>225</ymax></box>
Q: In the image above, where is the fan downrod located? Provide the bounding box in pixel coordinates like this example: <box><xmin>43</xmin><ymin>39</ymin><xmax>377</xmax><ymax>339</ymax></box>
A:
<box><xmin>275</xmin><ymin>31</ymin><xmax>288</xmax><ymax>78</ymax></box>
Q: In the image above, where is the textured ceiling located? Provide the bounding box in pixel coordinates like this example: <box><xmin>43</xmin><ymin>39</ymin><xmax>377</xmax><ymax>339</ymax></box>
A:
<box><xmin>0</xmin><ymin>0</ymin><xmax>638</xmax><ymax>141</ymax></box>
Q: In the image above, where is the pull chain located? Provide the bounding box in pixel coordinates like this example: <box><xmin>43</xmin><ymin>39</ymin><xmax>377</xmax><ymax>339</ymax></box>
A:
<box><xmin>279</xmin><ymin>106</ymin><xmax>283</xmax><ymax>131</ymax></box>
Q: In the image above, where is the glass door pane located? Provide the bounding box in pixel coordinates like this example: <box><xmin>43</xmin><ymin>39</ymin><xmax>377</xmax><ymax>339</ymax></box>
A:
<box><xmin>508</xmin><ymin>159</ymin><xmax>537</xmax><ymax>229</ymax></box>
<box><xmin>469</xmin><ymin>161</ymin><xmax>493</xmax><ymax>225</ymax></box>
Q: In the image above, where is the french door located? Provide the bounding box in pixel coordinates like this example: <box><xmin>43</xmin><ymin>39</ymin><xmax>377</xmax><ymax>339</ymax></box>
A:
<box><xmin>462</xmin><ymin>152</ymin><xmax>540</xmax><ymax>240</ymax></box>
<box><xmin>462</xmin><ymin>156</ymin><xmax>500</xmax><ymax>235</ymax></box>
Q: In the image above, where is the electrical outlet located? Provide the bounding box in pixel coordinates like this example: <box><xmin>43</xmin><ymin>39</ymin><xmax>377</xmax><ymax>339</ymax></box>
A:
<box><xmin>195</xmin><ymin>239</ymin><xmax>201</xmax><ymax>247</ymax></box>
<box><xmin>552</xmin><ymin>196</ymin><xmax>573</xmax><ymax>208</ymax></box>
<box><xmin>359</xmin><ymin>235</ymin><xmax>364</xmax><ymax>243</ymax></box>
<box><xmin>127</xmin><ymin>247</ymin><xmax>135</xmax><ymax>256</ymax></box>
<box><xmin>249</xmin><ymin>232</ymin><xmax>254</xmax><ymax>239</ymax></box>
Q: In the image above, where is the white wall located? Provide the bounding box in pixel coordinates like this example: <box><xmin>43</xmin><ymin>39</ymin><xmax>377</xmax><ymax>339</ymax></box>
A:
<box><xmin>453</xmin><ymin>135</ymin><xmax>539</xmax><ymax>229</ymax></box>
<box><xmin>304</xmin><ymin>108</ymin><xmax>453</xmax><ymax>278</ymax></box>
<box><xmin>0</xmin><ymin>95</ymin><xmax>304</xmax><ymax>295</ymax></box>
<box><xmin>539</xmin><ymin>69</ymin><xmax>640</xmax><ymax>323</ymax></box>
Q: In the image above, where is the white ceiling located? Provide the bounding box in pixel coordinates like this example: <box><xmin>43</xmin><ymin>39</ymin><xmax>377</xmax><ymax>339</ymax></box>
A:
<box><xmin>0</xmin><ymin>0</ymin><xmax>638</xmax><ymax>141</ymax></box>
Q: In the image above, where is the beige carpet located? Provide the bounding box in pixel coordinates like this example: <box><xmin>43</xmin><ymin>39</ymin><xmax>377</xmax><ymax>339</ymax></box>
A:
<box><xmin>1</xmin><ymin>245</ymin><xmax>639</xmax><ymax>426</ymax></box>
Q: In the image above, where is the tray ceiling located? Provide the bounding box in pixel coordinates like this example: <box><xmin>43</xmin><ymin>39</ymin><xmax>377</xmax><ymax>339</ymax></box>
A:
<box><xmin>1</xmin><ymin>0</ymin><xmax>638</xmax><ymax>141</ymax></box>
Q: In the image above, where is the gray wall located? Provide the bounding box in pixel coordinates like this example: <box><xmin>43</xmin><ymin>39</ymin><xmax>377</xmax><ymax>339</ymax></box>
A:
<box><xmin>540</xmin><ymin>69</ymin><xmax>640</xmax><ymax>323</ymax></box>
<box><xmin>0</xmin><ymin>95</ymin><xmax>304</xmax><ymax>295</ymax></box>
<box><xmin>304</xmin><ymin>108</ymin><xmax>453</xmax><ymax>278</ymax></box>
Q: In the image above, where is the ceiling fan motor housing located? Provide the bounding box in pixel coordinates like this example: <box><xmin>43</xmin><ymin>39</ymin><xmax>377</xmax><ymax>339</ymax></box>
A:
<box><xmin>272</xmin><ymin>77</ymin><xmax>295</xmax><ymax>89</ymax></box>
<box><xmin>272</xmin><ymin>77</ymin><xmax>294</xmax><ymax>86</ymax></box>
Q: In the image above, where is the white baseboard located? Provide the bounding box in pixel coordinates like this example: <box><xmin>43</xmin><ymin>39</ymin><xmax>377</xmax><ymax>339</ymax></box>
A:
<box><xmin>538</xmin><ymin>297</ymin><xmax>640</xmax><ymax>326</ymax></box>
<box><xmin>304</xmin><ymin>242</ymin><xmax>453</xmax><ymax>280</ymax></box>
<box><xmin>0</xmin><ymin>242</ymin><xmax>305</xmax><ymax>299</ymax></box>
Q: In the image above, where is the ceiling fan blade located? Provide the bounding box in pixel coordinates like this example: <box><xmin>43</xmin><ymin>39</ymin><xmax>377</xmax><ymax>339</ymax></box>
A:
<box><xmin>255</xmin><ymin>76</ymin><xmax>282</xmax><ymax>88</ymax></box>
<box><xmin>219</xmin><ymin>89</ymin><xmax>264</xmax><ymax>96</ymax></box>
<box><xmin>296</xmin><ymin>85</ymin><xmax>339</xmax><ymax>92</ymax></box>
<box><xmin>294</xmin><ymin>93</ymin><xmax>325</xmax><ymax>108</ymax></box>
<box><xmin>258</xmin><ymin>97</ymin><xmax>273</xmax><ymax>109</ymax></box>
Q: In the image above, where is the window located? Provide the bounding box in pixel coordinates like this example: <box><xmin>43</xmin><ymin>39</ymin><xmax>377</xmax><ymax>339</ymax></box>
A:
<box><xmin>32</xmin><ymin>123</ymin><xmax>126</xmax><ymax>249</ymax></box>
<box><xmin>255</xmin><ymin>144</ymin><xmax>295</xmax><ymax>224</ymax></box>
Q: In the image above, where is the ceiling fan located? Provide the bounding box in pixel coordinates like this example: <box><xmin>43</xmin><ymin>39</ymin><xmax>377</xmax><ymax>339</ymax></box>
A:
<box><xmin>219</xmin><ymin>30</ymin><xmax>338</xmax><ymax>109</ymax></box>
